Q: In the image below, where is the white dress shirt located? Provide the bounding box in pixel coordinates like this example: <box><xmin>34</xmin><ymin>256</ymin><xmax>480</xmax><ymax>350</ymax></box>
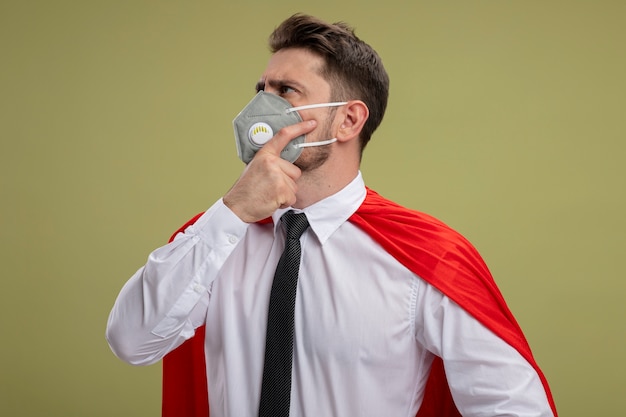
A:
<box><xmin>106</xmin><ymin>172</ymin><xmax>553</xmax><ymax>417</ymax></box>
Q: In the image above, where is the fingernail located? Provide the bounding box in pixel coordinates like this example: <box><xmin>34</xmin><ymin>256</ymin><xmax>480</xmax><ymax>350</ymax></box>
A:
<box><xmin>308</xmin><ymin>120</ymin><xmax>317</xmax><ymax>126</ymax></box>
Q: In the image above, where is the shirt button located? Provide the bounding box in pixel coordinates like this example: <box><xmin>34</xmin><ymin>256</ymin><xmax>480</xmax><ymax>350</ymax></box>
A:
<box><xmin>193</xmin><ymin>284</ymin><xmax>204</xmax><ymax>294</ymax></box>
<box><xmin>227</xmin><ymin>235</ymin><xmax>238</xmax><ymax>244</ymax></box>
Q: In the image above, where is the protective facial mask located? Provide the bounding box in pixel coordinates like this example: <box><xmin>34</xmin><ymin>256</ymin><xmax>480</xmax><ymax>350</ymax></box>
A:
<box><xmin>232</xmin><ymin>91</ymin><xmax>347</xmax><ymax>163</ymax></box>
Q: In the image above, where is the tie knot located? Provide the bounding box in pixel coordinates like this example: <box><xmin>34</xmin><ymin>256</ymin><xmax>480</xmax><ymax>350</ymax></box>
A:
<box><xmin>281</xmin><ymin>211</ymin><xmax>309</xmax><ymax>240</ymax></box>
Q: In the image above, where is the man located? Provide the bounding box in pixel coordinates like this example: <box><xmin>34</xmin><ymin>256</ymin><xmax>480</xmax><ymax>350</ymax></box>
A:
<box><xmin>107</xmin><ymin>14</ymin><xmax>557</xmax><ymax>417</ymax></box>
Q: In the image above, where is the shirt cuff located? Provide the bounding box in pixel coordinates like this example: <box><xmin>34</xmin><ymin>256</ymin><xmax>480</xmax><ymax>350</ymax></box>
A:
<box><xmin>186</xmin><ymin>198</ymin><xmax>249</xmax><ymax>249</ymax></box>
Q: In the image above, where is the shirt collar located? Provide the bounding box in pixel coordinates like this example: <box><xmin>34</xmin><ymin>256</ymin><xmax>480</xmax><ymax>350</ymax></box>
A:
<box><xmin>271</xmin><ymin>171</ymin><xmax>366</xmax><ymax>245</ymax></box>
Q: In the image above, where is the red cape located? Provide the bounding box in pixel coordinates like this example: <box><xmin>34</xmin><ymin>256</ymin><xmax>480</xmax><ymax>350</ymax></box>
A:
<box><xmin>162</xmin><ymin>188</ymin><xmax>557</xmax><ymax>417</ymax></box>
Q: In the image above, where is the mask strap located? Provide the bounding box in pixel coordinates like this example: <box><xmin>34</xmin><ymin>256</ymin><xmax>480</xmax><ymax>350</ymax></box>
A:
<box><xmin>286</xmin><ymin>102</ymin><xmax>348</xmax><ymax>113</ymax></box>
<box><xmin>295</xmin><ymin>138</ymin><xmax>337</xmax><ymax>148</ymax></box>
<box><xmin>287</xmin><ymin>102</ymin><xmax>345</xmax><ymax>149</ymax></box>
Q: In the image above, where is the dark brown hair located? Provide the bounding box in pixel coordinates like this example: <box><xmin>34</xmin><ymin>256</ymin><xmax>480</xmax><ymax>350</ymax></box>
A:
<box><xmin>269</xmin><ymin>14</ymin><xmax>389</xmax><ymax>152</ymax></box>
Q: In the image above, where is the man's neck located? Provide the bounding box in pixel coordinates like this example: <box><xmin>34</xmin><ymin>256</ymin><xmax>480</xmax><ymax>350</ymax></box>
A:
<box><xmin>293</xmin><ymin>163</ymin><xmax>360</xmax><ymax>209</ymax></box>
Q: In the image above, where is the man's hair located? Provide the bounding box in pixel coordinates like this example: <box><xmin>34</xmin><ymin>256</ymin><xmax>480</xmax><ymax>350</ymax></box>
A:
<box><xmin>269</xmin><ymin>14</ymin><xmax>390</xmax><ymax>153</ymax></box>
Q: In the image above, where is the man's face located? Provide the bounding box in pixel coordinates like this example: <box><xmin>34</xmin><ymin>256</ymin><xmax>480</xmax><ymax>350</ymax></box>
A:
<box><xmin>257</xmin><ymin>48</ymin><xmax>337</xmax><ymax>171</ymax></box>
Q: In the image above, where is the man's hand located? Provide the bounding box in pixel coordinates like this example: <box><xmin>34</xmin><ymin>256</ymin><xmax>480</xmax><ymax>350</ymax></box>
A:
<box><xmin>223</xmin><ymin>120</ymin><xmax>317</xmax><ymax>223</ymax></box>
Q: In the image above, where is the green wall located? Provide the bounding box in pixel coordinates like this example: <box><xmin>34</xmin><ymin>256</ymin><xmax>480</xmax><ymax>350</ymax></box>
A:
<box><xmin>1</xmin><ymin>1</ymin><xmax>624</xmax><ymax>416</ymax></box>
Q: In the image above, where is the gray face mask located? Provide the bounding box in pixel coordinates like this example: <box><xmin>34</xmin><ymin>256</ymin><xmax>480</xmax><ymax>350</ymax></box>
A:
<box><xmin>232</xmin><ymin>91</ymin><xmax>347</xmax><ymax>163</ymax></box>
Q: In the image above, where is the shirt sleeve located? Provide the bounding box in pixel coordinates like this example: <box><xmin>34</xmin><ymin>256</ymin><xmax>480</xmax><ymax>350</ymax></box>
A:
<box><xmin>414</xmin><ymin>279</ymin><xmax>554</xmax><ymax>417</ymax></box>
<box><xmin>105</xmin><ymin>199</ymin><xmax>248</xmax><ymax>366</ymax></box>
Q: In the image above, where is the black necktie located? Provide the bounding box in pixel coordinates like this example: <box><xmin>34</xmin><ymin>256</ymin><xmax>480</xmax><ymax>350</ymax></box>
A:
<box><xmin>258</xmin><ymin>211</ymin><xmax>310</xmax><ymax>417</ymax></box>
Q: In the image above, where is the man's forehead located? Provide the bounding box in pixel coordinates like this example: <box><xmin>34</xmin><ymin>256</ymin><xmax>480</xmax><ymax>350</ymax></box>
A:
<box><xmin>265</xmin><ymin>48</ymin><xmax>323</xmax><ymax>75</ymax></box>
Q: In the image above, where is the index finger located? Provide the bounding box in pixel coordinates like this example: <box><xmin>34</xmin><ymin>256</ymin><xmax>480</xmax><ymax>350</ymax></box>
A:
<box><xmin>260</xmin><ymin>119</ymin><xmax>318</xmax><ymax>157</ymax></box>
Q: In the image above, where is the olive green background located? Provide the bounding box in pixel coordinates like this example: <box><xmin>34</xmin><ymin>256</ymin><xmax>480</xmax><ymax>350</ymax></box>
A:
<box><xmin>1</xmin><ymin>1</ymin><xmax>624</xmax><ymax>416</ymax></box>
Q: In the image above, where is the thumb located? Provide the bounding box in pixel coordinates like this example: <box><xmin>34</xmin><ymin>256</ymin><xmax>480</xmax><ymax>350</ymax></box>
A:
<box><xmin>260</xmin><ymin>119</ymin><xmax>318</xmax><ymax>157</ymax></box>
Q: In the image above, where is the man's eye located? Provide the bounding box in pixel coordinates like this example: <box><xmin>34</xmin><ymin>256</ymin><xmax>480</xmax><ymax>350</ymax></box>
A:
<box><xmin>280</xmin><ymin>86</ymin><xmax>296</xmax><ymax>94</ymax></box>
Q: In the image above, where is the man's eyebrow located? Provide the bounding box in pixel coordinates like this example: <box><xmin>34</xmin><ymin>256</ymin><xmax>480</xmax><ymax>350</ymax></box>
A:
<box><xmin>258</xmin><ymin>78</ymin><xmax>306</xmax><ymax>93</ymax></box>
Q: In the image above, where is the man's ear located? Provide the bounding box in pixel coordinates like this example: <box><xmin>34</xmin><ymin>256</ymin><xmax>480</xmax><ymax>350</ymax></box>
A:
<box><xmin>335</xmin><ymin>100</ymin><xmax>369</xmax><ymax>143</ymax></box>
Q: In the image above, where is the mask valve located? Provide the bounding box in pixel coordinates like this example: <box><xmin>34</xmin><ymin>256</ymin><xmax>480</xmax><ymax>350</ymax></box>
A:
<box><xmin>248</xmin><ymin>122</ymin><xmax>273</xmax><ymax>146</ymax></box>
